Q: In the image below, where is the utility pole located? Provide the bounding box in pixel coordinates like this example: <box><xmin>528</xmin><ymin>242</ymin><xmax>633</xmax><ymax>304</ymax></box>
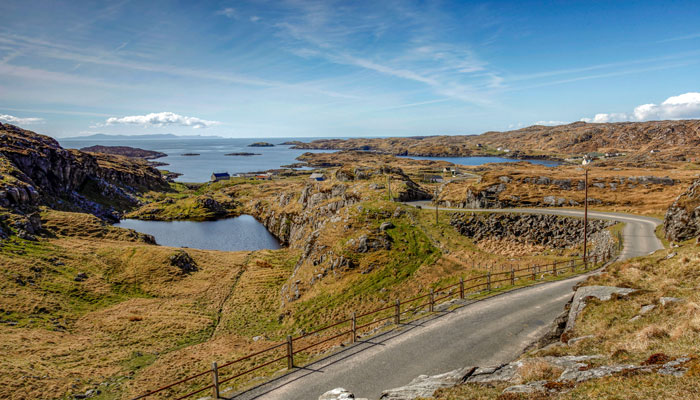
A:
<box><xmin>583</xmin><ymin>168</ymin><xmax>589</xmax><ymax>263</ymax></box>
<box><xmin>435</xmin><ymin>186</ymin><xmax>439</xmax><ymax>225</ymax></box>
<box><xmin>387</xmin><ymin>175</ymin><xmax>392</xmax><ymax>201</ymax></box>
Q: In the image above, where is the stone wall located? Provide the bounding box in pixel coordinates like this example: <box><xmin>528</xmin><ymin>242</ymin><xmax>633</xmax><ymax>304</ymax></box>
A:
<box><xmin>450</xmin><ymin>212</ymin><xmax>615</xmax><ymax>249</ymax></box>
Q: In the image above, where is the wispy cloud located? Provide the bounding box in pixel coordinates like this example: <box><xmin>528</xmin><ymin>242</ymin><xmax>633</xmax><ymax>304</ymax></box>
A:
<box><xmin>534</xmin><ymin>120</ymin><xmax>568</xmax><ymax>126</ymax></box>
<box><xmin>216</xmin><ymin>7</ymin><xmax>236</xmax><ymax>18</ymax></box>
<box><xmin>581</xmin><ymin>92</ymin><xmax>700</xmax><ymax>123</ymax></box>
<box><xmin>0</xmin><ymin>32</ymin><xmax>357</xmax><ymax>99</ymax></box>
<box><xmin>105</xmin><ymin>112</ymin><xmax>220</xmax><ymax>128</ymax></box>
<box><xmin>0</xmin><ymin>114</ymin><xmax>44</xmax><ymax>125</ymax></box>
<box><xmin>273</xmin><ymin>2</ymin><xmax>496</xmax><ymax>105</ymax></box>
<box><xmin>657</xmin><ymin>32</ymin><xmax>700</xmax><ymax>43</ymax></box>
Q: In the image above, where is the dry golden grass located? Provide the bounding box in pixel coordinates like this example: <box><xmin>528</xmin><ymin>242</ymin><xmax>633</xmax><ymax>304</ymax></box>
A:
<box><xmin>435</xmin><ymin>236</ymin><xmax>700</xmax><ymax>399</ymax></box>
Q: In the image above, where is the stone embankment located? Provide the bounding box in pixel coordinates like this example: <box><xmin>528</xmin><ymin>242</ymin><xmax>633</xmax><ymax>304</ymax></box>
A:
<box><xmin>664</xmin><ymin>177</ymin><xmax>700</xmax><ymax>242</ymax></box>
<box><xmin>450</xmin><ymin>212</ymin><xmax>615</xmax><ymax>249</ymax></box>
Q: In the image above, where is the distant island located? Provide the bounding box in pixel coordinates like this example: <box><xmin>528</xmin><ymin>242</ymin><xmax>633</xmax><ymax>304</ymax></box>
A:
<box><xmin>279</xmin><ymin>141</ymin><xmax>304</xmax><ymax>146</ymax></box>
<box><xmin>62</xmin><ymin>133</ymin><xmax>224</xmax><ymax>140</ymax></box>
<box><xmin>224</xmin><ymin>152</ymin><xmax>261</xmax><ymax>156</ymax></box>
<box><xmin>80</xmin><ymin>145</ymin><xmax>167</xmax><ymax>160</ymax></box>
<box><xmin>181</xmin><ymin>153</ymin><xmax>200</xmax><ymax>156</ymax></box>
<box><xmin>248</xmin><ymin>142</ymin><xmax>274</xmax><ymax>147</ymax></box>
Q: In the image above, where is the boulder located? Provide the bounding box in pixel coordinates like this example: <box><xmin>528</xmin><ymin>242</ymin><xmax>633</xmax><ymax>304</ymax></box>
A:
<box><xmin>355</xmin><ymin>233</ymin><xmax>392</xmax><ymax>253</ymax></box>
<box><xmin>319</xmin><ymin>388</ymin><xmax>355</xmax><ymax>400</ymax></box>
<box><xmin>74</xmin><ymin>272</ymin><xmax>88</xmax><ymax>282</ymax></box>
<box><xmin>169</xmin><ymin>250</ymin><xmax>198</xmax><ymax>274</ymax></box>
<box><xmin>380</xmin><ymin>221</ymin><xmax>395</xmax><ymax>231</ymax></box>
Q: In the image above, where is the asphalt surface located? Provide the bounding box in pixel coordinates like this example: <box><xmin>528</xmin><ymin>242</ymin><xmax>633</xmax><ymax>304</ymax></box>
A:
<box><xmin>229</xmin><ymin>205</ymin><xmax>663</xmax><ymax>400</ymax></box>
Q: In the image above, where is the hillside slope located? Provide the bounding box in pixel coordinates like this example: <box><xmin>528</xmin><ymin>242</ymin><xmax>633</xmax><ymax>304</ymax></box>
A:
<box><xmin>292</xmin><ymin>120</ymin><xmax>700</xmax><ymax>162</ymax></box>
<box><xmin>0</xmin><ymin>123</ymin><xmax>168</xmax><ymax>223</ymax></box>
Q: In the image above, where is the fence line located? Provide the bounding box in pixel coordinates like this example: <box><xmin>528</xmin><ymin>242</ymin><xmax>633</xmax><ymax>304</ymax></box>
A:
<box><xmin>130</xmin><ymin>246</ymin><xmax>618</xmax><ymax>400</ymax></box>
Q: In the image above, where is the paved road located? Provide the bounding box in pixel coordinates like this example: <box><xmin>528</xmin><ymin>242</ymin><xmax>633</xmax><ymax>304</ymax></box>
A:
<box><xmin>230</xmin><ymin>206</ymin><xmax>663</xmax><ymax>400</ymax></box>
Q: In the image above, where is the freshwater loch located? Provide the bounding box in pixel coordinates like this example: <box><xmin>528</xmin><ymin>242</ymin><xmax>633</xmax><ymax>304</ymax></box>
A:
<box><xmin>115</xmin><ymin>215</ymin><xmax>281</xmax><ymax>251</ymax></box>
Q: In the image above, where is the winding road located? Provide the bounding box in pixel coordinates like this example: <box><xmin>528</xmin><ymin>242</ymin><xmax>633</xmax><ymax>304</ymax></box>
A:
<box><xmin>230</xmin><ymin>205</ymin><xmax>663</xmax><ymax>400</ymax></box>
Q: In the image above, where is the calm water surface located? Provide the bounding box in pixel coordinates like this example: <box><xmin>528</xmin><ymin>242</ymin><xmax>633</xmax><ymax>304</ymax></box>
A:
<box><xmin>59</xmin><ymin>137</ymin><xmax>561</xmax><ymax>182</ymax></box>
<box><xmin>115</xmin><ymin>215</ymin><xmax>281</xmax><ymax>251</ymax></box>
<box><xmin>58</xmin><ymin>137</ymin><xmax>333</xmax><ymax>182</ymax></box>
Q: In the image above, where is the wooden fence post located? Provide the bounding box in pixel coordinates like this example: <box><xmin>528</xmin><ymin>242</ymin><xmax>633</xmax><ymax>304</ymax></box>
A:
<box><xmin>510</xmin><ymin>267</ymin><xmax>515</xmax><ymax>285</ymax></box>
<box><xmin>211</xmin><ymin>362</ymin><xmax>220</xmax><ymax>399</ymax></box>
<box><xmin>570</xmin><ymin>259</ymin><xmax>575</xmax><ymax>272</ymax></box>
<box><xmin>531</xmin><ymin>265</ymin><xmax>536</xmax><ymax>281</ymax></box>
<box><xmin>486</xmin><ymin>272</ymin><xmax>491</xmax><ymax>291</ymax></box>
<box><xmin>286</xmin><ymin>335</ymin><xmax>294</xmax><ymax>369</ymax></box>
<box><xmin>429</xmin><ymin>289</ymin><xmax>435</xmax><ymax>312</ymax></box>
<box><xmin>395</xmin><ymin>299</ymin><xmax>401</xmax><ymax>324</ymax></box>
<box><xmin>459</xmin><ymin>278</ymin><xmax>464</xmax><ymax>299</ymax></box>
<box><xmin>351</xmin><ymin>312</ymin><xmax>357</xmax><ymax>343</ymax></box>
<box><xmin>553</xmin><ymin>261</ymin><xmax>557</xmax><ymax>276</ymax></box>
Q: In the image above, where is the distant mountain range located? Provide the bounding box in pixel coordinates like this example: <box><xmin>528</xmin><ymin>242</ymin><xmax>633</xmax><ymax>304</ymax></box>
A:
<box><xmin>61</xmin><ymin>133</ymin><xmax>224</xmax><ymax>140</ymax></box>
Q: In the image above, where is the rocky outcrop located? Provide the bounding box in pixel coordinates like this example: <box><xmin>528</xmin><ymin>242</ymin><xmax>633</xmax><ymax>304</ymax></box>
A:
<box><xmin>370</xmin><ymin>353</ymin><xmax>690</xmax><ymax>399</ymax></box>
<box><xmin>169</xmin><ymin>250</ymin><xmax>198</xmax><ymax>274</ymax></box>
<box><xmin>450</xmin><ymin>213</ymin><xmax>615</xmax><ymax>248</ymax></box>
<box><xmin>0</xmin><ymin>123</ymin><xmax>168</xmax><ymax>221</ymax></box>
<box><xmin>664</xmin><ymin>178</ymin><xmax>700</xmax><ymax>241</ymax></box>
<box><xmin>564</xmin><ymin>286</ymin><xmax>637</xmax><ymax>334</ymax></box>
<box><xmin>379</xmin><ymin>367</ymin><xmax>477</xmax><ymax>399</ymax></box>
<box><xmin>379</xmin><ymin>166</ymin><xmax>431</xmax><ymax>202</ymax></box>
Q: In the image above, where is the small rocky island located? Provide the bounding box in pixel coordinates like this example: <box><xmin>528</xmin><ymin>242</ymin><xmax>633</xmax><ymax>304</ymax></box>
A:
<box><xmin>181</xmin><ymin>153</ymin><xmax>200</xmax><ymax>156</ymax></box>
<box><xmin>248</xmin><ymin>142</ymin><xmax>274</xmax><ymax>147</ymax></box>
<box><xmin>225</xmin><ymin>152</ymin><xmax>261</xmax><ymax>156</ymax></box>
<box><xmin>80</xmin><ymin>145</ymin><xmax>167</xmax><ymax>160</ymax></box>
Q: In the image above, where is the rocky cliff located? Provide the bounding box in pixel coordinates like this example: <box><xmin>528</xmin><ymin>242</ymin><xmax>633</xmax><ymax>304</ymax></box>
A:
<box><xmin>664</xmin><ymin>177</ymin><xmax>700</xmax><ymax>242</ymax></box>
<box><xmin>0</xmin><ymin>122</ymin><xmax>169</xmax><ymax>223</ymax></box>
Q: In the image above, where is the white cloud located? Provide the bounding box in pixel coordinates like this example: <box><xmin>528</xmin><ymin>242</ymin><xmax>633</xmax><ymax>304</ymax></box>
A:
<box><xmin>581</xmin><ymin>92</ymin><xmax>700</xmax><ymax>123</ymax></box>
<box><xmin>0</xmin><ymin>114</ymin><xmax>44</xmax><ymax>125</ymax></box>
<box><xmin>534</xmin><ymin>120</ymin><xmax>568</xmax><ymax>126</ymax></box>
<box><xmin>250</xmin><ymin>16</ymin><xmax>261</xmax><ymax>22</ymax></box>
<box><xmin>216</xmin><ymin>8</ymin><xmax>236</xmax><ymax>18</ymax></box>
<box><xmin>105</xmin><ymin>112</ymin><xmax>219</xmax><ymax>128</ymax></box>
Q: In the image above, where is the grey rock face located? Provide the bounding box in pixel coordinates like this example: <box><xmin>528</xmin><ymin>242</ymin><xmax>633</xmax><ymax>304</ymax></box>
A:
<box><xmin>664</xmin><ymin>177</ymin><xmax>700</xmax><ymax>241</ymax></box>
<box><xmin>380</xmin><ymin>367</ymin><xmax>477</xmax><ymax>400</ymax></box>
<box><xmin>659</xmin><ymin>296</ymin><xmax>684</xmax><ymax>306</ymax></box>
<box><xmin>558</xmin><ymin>364</ymin><xmax>639</xmax><ymax>382</ymax></box>
<box><xmin>565</xmin><ymin>286</ymin><xmax>637</xmax><ymax>333</ymax></box>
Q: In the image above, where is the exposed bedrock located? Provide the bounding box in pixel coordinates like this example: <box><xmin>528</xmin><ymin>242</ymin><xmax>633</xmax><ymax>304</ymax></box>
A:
<box><xmin>664</xmin><ymin>177</ymin><xmax>700</xmax><ymax>242</ymax></box>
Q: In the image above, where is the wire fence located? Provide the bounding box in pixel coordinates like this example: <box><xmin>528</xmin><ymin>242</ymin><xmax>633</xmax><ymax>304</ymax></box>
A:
<box><xmin>129</xmin><ymin>247</ymin><xmax>618</xmax><ymax>400</ymax></box>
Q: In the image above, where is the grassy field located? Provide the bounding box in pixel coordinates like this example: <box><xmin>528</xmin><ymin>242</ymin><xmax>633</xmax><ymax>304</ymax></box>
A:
<box><xmin>431</xmin><ymin>236</ymin><xmax>700</xmax><ymax>400</ymax></box>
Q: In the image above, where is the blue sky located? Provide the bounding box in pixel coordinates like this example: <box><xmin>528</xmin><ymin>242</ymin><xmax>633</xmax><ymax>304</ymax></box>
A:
<box><xmin>1</xmin><ymin>0</ymin><xmax>699</xmax><ymax>138</ymax></box>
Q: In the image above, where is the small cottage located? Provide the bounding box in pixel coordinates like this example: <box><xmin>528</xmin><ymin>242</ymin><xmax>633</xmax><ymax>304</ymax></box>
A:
<box><xmin>309</xmin><ymin>173</ymin><xmax>325</xmax><ymax>181</ymax></box>
<box><xmin>211</xmin><ymin>172</ymin><xmax>230</xmax><ymax>182</ymax></box>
